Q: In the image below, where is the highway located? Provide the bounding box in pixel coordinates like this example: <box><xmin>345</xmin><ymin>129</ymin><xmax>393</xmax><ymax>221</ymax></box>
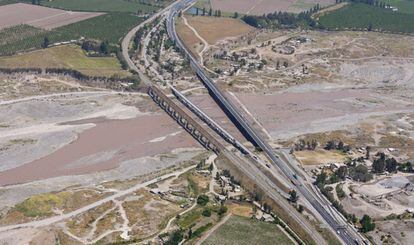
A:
<box><xmin>166</xmin><ymin>1</ymin><xmax>366</xmax><ymax>244</ymax></box>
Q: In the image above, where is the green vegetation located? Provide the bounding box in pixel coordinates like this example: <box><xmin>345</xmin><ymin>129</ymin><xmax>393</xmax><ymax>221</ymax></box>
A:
<box><xmin>203</xmin><ymin>215</ymin><xmax>293</xmax><ymax>245</ymax></box>
<box><xmin>0</xmin><ymin>45</ymin><xmax>130</xmax><ymax>77</ymax></box>
<box><xmin>191</xmin><ymin>222</ymin><xmax>213</xmax><ymax>238</ymax></box>
<box><xmin>165</xmin><ymin>230</ymin><xmax>184</xmax><ymax>245</ymax></box>
<box><xmin>0</xmin><ymin>25</ymin><xmax>46</xmax><ymax>55</ymax></box>
<box><xmin>319</xmin><ymin>3</ymin><xmax>414</xmax><ymax>33</ymax></box>
<box><xmin>41</xmin><ymin>0</ymin><xmax>159</xmax><ymax>13</ymax></box>
<box><xmin>51</xmin><ymin>12</ymin><xmax>142</xmax><ymax>44</ymax></box>
<box><xmin>336</xmin><ymin>183</ymin><xmax>346</xmax><ymax>200</ymax></box>
<box><xmin>202</xmin><ymin>208</ymin><xmax>212</xmax><ymax>217</ymax></box>
<box><xmin>0</xmin><ymin>13</ymin><xmax>141</xmax><ymax>56</ymax></box>
<box><xmin>177</xmin><ymin>209</ymin><xmax>202</xmax><ymax>229</ymax></box>
<box><xmin>0</xmin><ymin>0</ymin><xmax>19</xmax><ymax>5</ymax></box>
<box><xmin>14</xmin><ymin>192</ymin><xmax>71</xmax><ymax>217</ymax></box>
<box><xmin>196</xmin><ymin>194</ymin><xmax>209</xmax><ymax>206</ymax></box>
<box><xmin>382</xmin><ymin>0</ymin><xmax>414</xmax><ymax>14</ymax></box>
<box><xmin>289</xmin><ymin>189</ymin><xmax>298</xmax><ymax>203</ymax></box>
<box><xmin>360</xmin><ymin>214</ymin><xmax>376</xmax><ymax>232</ymax></box>
<box><xmin>242</xmin><ymin>6</ymin><xmax>318</xmax><ymax>29</ymax></box>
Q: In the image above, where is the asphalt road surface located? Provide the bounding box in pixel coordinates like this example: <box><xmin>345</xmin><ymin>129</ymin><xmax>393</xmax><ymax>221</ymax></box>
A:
<box><xmin>166</xmin><ymin>1</ymin><xmax>367</xmax><ymax>244</ymax></box>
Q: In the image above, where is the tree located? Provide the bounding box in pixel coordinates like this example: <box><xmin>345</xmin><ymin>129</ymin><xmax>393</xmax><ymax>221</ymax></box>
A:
<box><xmin>218</xmin><ymin>10</ymin><xmax>221</xmax><ymax>17</ymax></box>
<box><xmin>398</xmin><ymin>161</ymin><xmax>414</xmax><ymax>173</ymax></box>
<box><xmin>360</xmin><ymin>214</ymin><xmax>375</xmax><ymax>233</ymax></box>
<box><xmin>315</xmin><ymin>171</ymin><xmax>327</xmax><ymax>186</ymax></box>
<box><xmin>366</xmin><ymin>146</ymin><xmax>371</xmax><ymax>159</ymax></box>
<box><xmin>217</xmin><ymin>205</ymin><xmax>228</xmax><ymax>217</ymax></box>
<box><xmin>165</xmin><ymin>230</ymin><xmax>183</xmax><ymax>245</ymax></box>
<box><xmin>196</xmin><ymin>8</ymin><xmax>199</xmax><ymax>16</ymax></box>
<box><xmin>289</xmin><ymin>189</ymin><xmax>298</xmax><ymax>203</ymax></box>
<box><xmin>100</xmin><ymin>40</ymin><xmax>109</xmax><ymax>54</ymax></box>
<box><xmin>202</xmin><ymin>208</ymin><xmax>211</xmax><ymax>217</ymax></box>
<box><xmin>234</xmin><ymin>12</ymin><xmax>239</xmax><ymax>18</ymax></box>
<box><xmin>208</xmin><ymin>8</ymin><xmax>212</xmax><ymax>16</ymax></box>
<box><xmin>41</xmin><ymin>36</ymin><xmax>49</xmax><ymax>48</ymax></box>
<box><xmin>202</xmin><ymin>7</ymin><xmax>206</xmax><ymax>16</ymax></box>
<box><xmin>350</xmin><ymin>165</ymin><xmax>372</xmax><ymax>182</ymax></box>
<box><xmin>385</xmin><ymin>158</ymin><xmax>397</xmax><ymax>173</ymax></box>
<box><xmin>197</xmin><ymin>194</ymin><xmax>209</xmax><ymax>206</ymax></box>
<box><xmin>336</xmin><ymin>166</ymin><xmax>348</xmax><ymax>180</ymax></box>
<box><xmin>372</xmin><ymin>153</ymin><xmax>386</xmax><ymax>173</ymax></box>
<box><xmin>325</xmin><ymin>140</ymin><xmax>336</xmax><ymax>150</ymax></box>
<box><xmin>298</xmin><ymin>204</ymin><xmax>304</xmax><ymax>213</ymax></box>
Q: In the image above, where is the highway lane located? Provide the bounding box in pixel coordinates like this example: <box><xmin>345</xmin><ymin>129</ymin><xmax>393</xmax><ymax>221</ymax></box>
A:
<box><xmin>166</xmin><ymin>1</ymin><xmax>366</xmax><ymax>244</ymax></box>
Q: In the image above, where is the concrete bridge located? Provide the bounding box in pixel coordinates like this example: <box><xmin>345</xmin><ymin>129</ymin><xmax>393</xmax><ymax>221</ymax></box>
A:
<box><xmin>148</xmin><ymin>85</ymin><xmax>223</xmax><ymax>154</ymax></box>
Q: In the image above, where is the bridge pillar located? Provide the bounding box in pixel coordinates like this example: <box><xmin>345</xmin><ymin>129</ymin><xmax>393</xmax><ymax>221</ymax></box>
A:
<box><xmin>167</xmin><ymin>105</ymin><xmax>174</xmax><ymax>114</ymax></box>
<box><xmin>172</xmin><ymin>111</ymin><xmax>180</xmax><ymax>120</ymax></box>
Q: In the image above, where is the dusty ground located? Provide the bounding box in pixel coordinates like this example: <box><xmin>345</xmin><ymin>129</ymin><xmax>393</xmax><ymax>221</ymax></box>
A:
<box><xmin>368</xmin><ymin>219</ymin><xmax>414</xmax><ymax>245</ymax></box>
<box><xmin>294</xmin><ymin>149</ymin><xmax>346</xmax><ymax>165</ymax></box>
<box><xmin>183</xmin><ymin>16</ymin><xmax>254</xmax><ymax>45</ymax></box>
<box><xmin>0</xmin><ymin>3</ymin><xmax>103</xmax><ymax>30</ymax></box>
<box><xmin>210</xmin><ymin>0</ymin><xmax>335</xmax><ymax>14</ymax></box>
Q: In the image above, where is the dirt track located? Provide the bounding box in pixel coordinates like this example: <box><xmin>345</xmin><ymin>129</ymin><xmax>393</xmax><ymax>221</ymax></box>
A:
<box><xmin>0</xmin><ymin>3</ymin><xmax>103</xmax><ymax>30</ymax></box>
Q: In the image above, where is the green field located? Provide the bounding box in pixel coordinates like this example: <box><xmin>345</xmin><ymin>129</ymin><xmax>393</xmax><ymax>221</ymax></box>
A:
<box><xmin>202</xmin><ymin>215</ymin><xmax>293</xmax><ymax>245</ymax></box>
<box><xmin>0</xmin><ymin>45</ymin><xmax>130</xmax><ymax>77</ymax></box>
<box><xmin>0</xmin><ymin>13</ymin><xmax>142</xmax><ymax>56</ymax></box>
<box><xmin>319</xmin><ymin>3</ymin><xmax>414</xmax><ymax>33</ymax></box>
<box><xmin>382</xmin><ymin>0</ymin><xmax>414</xmax><ymax>14</ymax></box>
<box><xmin>42</xmin><ymin>0</ymin><xmax>159</xmax><ymax>13</ymax></box>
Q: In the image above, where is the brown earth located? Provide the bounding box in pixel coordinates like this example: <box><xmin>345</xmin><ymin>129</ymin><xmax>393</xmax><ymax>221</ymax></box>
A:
<box><xmin>185</xmin><ymin>16</ymin><xmax>254</xmax><ymax>45</ymax></box>
<box><xmin>294</xmin><ymin>149</ymin><xmax>347</xmax><ymax>165</ymax></box>
<box><xmin>211</xmin><ymin>0</ymin><xmax>335</xmax><ymax>14</ymax></box>
<box><xmin>0</xmin><ymin>3</ymin><xmax>103</xmax><ymax>30</ymax></box>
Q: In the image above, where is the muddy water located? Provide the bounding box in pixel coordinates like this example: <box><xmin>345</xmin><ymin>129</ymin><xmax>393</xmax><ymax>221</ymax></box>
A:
<box><xmin>0</xmin><ymin>114</ymin><xmax>197</xmax><ymax>186</ymax></box>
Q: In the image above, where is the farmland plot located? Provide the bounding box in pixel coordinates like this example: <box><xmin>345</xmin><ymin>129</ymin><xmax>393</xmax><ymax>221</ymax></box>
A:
<box><xmin>42</xmin><ymin>0</ymin><xmax>160</xmax><ymax>13</ymax></box>
<box><xmin>0</xmin><ymin>3</ymin><xmax>103</xmax><ymax>30</ymax></box>
<box><xmin>210</xmin><ymin>0</ymin><xmax>335</xmax><ymax>14</ymax></box>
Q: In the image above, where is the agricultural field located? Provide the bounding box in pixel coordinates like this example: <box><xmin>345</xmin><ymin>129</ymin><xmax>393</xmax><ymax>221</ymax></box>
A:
<box><xmin>294</xmin><ymin>149</ymin><xmax>347</xmax><ymax>166</ymax></box>
<box><xmin>0</xmin><ymin>13</ymin><xmax>142</xmax><ymax>55</ymax></box>
<box><xmin>202</xmin><ymin>215</ymin><xmax>293</xmax><ymax>245</ymax></box>
<box><xmin>319</xmin><ymin>3</ymin><xmax>414</xmax><ymax>33</ymax></box>
<box><xmin>0</xmin><ymin>0</ymin><xmax>18</xmax><ymax>6</ymax></box>
<box><xmin>0</xmin><ymin>3</ymin><xmax>103</xmax><ymax>30</ymax></box>
<box><xmin>382</xmin><ymin>0</ymin><xmax>414</xmax><ymax>14</ymax></box>
<box><xmin>210</xmin><ymin>0</ymin><xmax>335</xmax><ymax>14</ymax></box>
<box><xmin>184</xmin><ymin>16</ymin><xmax>254</xmax><ymax>45</ymax></box>
<box><xmin>42</xmin><ymin>0</ymin><xmax>159</xmax><ymax>13</ymax></box>
<box><xmin>0</xmin><ymin>45</ymin><xmax>131</xmax><ymax>77</ymax></box>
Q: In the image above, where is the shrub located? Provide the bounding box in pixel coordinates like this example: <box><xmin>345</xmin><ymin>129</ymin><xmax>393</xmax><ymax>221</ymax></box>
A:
<box><xmin>196</xmin><ymin>194</ymin><xmax>209</xmax><ymax>206</ymax></box>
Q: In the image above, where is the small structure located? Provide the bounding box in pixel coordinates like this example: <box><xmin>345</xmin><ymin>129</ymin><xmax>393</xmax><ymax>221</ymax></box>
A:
<box><xmin>149</xmin><ymin>188</ymin><xmax>164</xmax><ymax>195</ymax></box>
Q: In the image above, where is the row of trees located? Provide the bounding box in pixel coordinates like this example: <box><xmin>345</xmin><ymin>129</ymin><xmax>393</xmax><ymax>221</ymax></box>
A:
<box><xmin>242</xmin><ymin>5</ymin><xmax>320</xmax><ymax>29</ymax></box>
<box><xmin>348</xmin><ymin>0</ymin><xmax>394</xmax><ymax>9</ymax></box>
<box><xmin>372</xmin><ymin>152</ymin><xmax>413</xmax><ymax>174</ymax></box>
<box><xmin>194</xmin><ymin>7</ymin><xmax>222</xmax><ymax>17</ymax></box>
